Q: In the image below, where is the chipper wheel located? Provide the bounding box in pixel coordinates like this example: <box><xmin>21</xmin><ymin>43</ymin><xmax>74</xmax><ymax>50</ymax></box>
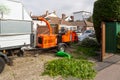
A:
<box><xmin>58</xmin><ymin>44</ymin><xmax>66</xmax><ymax>52</ymax></box>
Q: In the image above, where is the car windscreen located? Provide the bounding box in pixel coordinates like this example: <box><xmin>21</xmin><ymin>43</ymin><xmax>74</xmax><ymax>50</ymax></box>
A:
<box><xmin>85</xmin><ymin>30</ymin><xmax>92</xmax><ymax>33</ymax></box>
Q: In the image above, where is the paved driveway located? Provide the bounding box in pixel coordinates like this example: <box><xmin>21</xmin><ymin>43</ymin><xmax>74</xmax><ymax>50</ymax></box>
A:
<box><xmin>95</xmin><ymin>55</ymin><xmax>120</xmax><ymax>80</ymax></box>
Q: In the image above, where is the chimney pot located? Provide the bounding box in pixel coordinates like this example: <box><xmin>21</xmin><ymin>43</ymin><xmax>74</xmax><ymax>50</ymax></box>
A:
<box><xmin>70</xmin><ymin>16</ymin><xmax>74</xmax><ymax>21</ymax></box>
<box><xmin>62</xmin><ymin>13</ymin><xmax>66</xmax><ymax>19</ymax></box>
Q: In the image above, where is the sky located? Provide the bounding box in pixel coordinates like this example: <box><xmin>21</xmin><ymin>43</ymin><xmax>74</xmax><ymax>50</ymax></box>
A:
<box><xmin>20</xmin><ymin>0</ymin><xmax>95</xmax><ymax>17</ymax></box>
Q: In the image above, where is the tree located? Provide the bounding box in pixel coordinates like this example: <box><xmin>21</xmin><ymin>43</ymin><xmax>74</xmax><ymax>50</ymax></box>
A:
<box><xmin>93</xmin><ymin>0</ymin><xmax>120</xmax><ymax>44</ymax></box>
<box><xmin>0</xmin><ymin>4</ymin><xmax>10</xmax><ymax>18</ymax></box>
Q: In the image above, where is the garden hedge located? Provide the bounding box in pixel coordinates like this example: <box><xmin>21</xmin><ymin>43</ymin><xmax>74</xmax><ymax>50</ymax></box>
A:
<box><xmin>93</xmin><ymin>0</ymin><xmax>120</xmax><ymax>43</ymax></box>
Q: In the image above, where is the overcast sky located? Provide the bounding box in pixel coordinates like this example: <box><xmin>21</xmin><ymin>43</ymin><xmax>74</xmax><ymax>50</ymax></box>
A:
<box><xmin>20</xmin><ymin>0</ymin><xmax>95</xmax><ymax>17</ymax></box>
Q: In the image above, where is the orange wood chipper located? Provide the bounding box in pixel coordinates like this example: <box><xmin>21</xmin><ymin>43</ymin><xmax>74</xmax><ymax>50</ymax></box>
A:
<box><xmin>35</xmin><ymin>17</ymin><xmax>78</xmax><ymax>51</ymax></box>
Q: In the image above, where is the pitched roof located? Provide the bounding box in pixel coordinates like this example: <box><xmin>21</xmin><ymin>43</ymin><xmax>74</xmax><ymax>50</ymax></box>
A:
<box><xmin>84</xmin><ymin>20</ymin><xmax>93</xmax><ymax>27</ymax></box>
<box><xmin>47</xmin><ymin>17</ymin><xmax>61</xmax><ymax>24</ymax></box>
<box><xmin>70</xmin><ymin>21</ymin><xmax>86</xmax><ymax>26</ymax></box>
<box><xmin>31</xmin><ymin>16</ymin><xmax>39</xmax><ymax>20</ymax></box>
<box><xmin>60</xmin><ymin>20</ymin><xmax>72</xmax><ymax>26</ymax></box>
<box><xmin>44</xmin><ymin>17</ymin><xmax>72</xmax><ymax>26</ymax></box>
<box><xmin>70</xmin><ymin>20</ymin><xmax>93</xmax><ymax>27</ymax></box>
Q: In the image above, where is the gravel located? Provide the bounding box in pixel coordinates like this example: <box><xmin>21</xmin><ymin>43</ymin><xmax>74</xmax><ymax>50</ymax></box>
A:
<box><xmin>0</xmin><ymin>51</ymin><xmax>64</xmax><ymax>80</ymax></box>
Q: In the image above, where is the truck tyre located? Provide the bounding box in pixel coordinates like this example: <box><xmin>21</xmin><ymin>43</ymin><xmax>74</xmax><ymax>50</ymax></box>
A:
<box><xmin>0</xmin><ymin>57</ymin><xmax>5</xmax><ymax>73</ymax></box>
<box><xmin>58</xmin><ymin>44</ymin><xmax>65</xmax><ymax>52</ymax></box>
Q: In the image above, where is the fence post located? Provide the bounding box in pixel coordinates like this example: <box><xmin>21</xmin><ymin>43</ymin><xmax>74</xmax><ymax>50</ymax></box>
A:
<box><xmin>101</xmin><ymin>22</ymin><xmax>106</xmax><ymax>61</ymax></box>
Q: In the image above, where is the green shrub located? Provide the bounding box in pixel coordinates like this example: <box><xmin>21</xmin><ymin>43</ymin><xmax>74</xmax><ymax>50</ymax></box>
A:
<box><xmin>81</xmin><ymin>38</ymin><xmax>99</xmax><ymax>48</ymax></box>
<box><xmin>76</xmin><ymin>46</ymin><xmax>98</xmax><ymax>58</ymax></box>
<box><xmin>93</xmin><ymin>0</ymin><xmax>120</xmax><ymax>43</ymax></box>
<box><xmin>43</xmin><ymin>58</ymin><xmax>96</xmax><ymax>80</ymax></box>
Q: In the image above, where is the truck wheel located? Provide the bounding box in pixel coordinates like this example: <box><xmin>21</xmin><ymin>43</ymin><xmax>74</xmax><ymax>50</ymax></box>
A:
<box><xmin>0</xmin><ymin>57</ymin><xmax>5</xmax><ymax>73</ymax></box>
<box><xmin>58</xmin><ymin>44</ymin><xmax>65</xmax><ymax>52</ymax></box>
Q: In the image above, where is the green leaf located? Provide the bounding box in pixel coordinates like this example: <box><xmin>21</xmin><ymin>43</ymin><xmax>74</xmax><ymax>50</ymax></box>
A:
<box><xmin>42</xmin><ymin>58</ymin><xmax>96</xmax><ymax>80</ymax></box>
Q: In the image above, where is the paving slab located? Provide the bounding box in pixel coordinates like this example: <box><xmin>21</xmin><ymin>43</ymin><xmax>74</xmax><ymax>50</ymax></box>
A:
<box><xmin>95</xmin><ymin>54</ymin><xmax>120</xmax><ymax>71</ymax></box>
<box><xmin>95</xmin><ymin>54</ymin><xmax>120</xmax><ymax>80</ymax></box>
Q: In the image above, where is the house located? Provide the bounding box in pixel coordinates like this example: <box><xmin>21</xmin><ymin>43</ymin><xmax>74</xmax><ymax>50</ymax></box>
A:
<box><xmin>73</xmin><ymin>11</ymin><xmax>91</xmax><ymax>21</ymax></box>
<box><xmin>70</xmin><ymin>20</ymin><xmax>94</xmax><ymax>32</ymax></box>
<box><xmin>64</xmin><ymin>15</ymin><xmax>74</xmax><ymax>22</ymax></box>
<box><xmin>64</xmin><ymin>12</ymin><xmax>94</xmax><ymax>32</ymax></box>
<box><xmin>46</xmin><ymin>13</ymin><xmax>77</xmax><ymax>32</ymax></box>
<box><xmin>84</xmin><ymin>20</ymin><xmax>94</xmax><ymax>30</ymax></box>
<box><xmin>31</xmin><ymin>11</ymin><xmax>77</xmax><ymax>34</ymax></box>
<box><xmin>70</xmin><ymin>21</ymin><xmax>86</xmax><ymax>32</ymax></box>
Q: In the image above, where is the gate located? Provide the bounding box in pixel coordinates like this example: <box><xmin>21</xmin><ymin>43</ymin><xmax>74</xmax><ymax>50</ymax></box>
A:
<box><xmin>105</xmin><ymin>22</ymin><xmax>120</xmax><ymax>53</ymax></box>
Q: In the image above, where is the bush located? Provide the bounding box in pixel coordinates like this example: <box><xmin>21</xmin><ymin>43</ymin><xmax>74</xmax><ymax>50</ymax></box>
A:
<box><xmin>43</xmin><ymin>58</ymin><xmax>96</xmax><ymax>80</ymax></box>
<box><xmin>93</xmin><ymin>0</ymin><xmax>120</xmax><ymax>43</ymax></box>
<box><xmin>76</xmin><ymin>46</ymin><xmax>98</xmax><ymax>57</ymax></box>
<box><xmin>81</xmin><ymin>38</ymin><xmax>99</xmax><ymax>48</ymax></box>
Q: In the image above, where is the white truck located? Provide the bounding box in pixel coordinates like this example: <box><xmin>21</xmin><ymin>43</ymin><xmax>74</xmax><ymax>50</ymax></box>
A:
<box><xmin>0</xmin><ymin>0</ymin><xmax>32</xmax><ymax>73</ymax></box>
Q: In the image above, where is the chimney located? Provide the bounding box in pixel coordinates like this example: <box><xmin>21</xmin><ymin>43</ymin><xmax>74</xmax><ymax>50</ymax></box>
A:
<box><xmin>62</xmin><ymin>13</ymin><xmax>66</xmax><ymax>19</ymax></box>
<box><xmin>70</xmin><ymin>16</ymin><xmax>74</xmax><ymax>22</ymax></box>
<box><xmin>53</xmin><ymin>11</ymin><xmax>56</xmax><ymax>14</ymax></box>
<box><xmin>59</xmin><ymin>19</ymin><xmax>62</xmax><ymax>24</ymax></box>
<box><xmin>46</xmin><ymin>10</ymin><xmax>49</xmax><ymax>16</ymax></box>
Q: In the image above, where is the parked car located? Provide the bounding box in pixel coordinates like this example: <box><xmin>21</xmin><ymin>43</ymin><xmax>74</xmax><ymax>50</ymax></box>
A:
<box><xmin>75</xmin><ymin>30</ymin><xmax>82</xmax><ymax>37</ymax></box>
<box><xmin>78</xmin><ymin>30</ymin><xmax>95</xmax><ymax>41</ymax></box>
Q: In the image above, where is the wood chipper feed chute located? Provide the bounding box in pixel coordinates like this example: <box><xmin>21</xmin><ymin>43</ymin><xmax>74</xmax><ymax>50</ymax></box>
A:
<box><xmin>37</xmin><ymin>17</ymin><xmax>52</xmax><ymax>35</ymax></box>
